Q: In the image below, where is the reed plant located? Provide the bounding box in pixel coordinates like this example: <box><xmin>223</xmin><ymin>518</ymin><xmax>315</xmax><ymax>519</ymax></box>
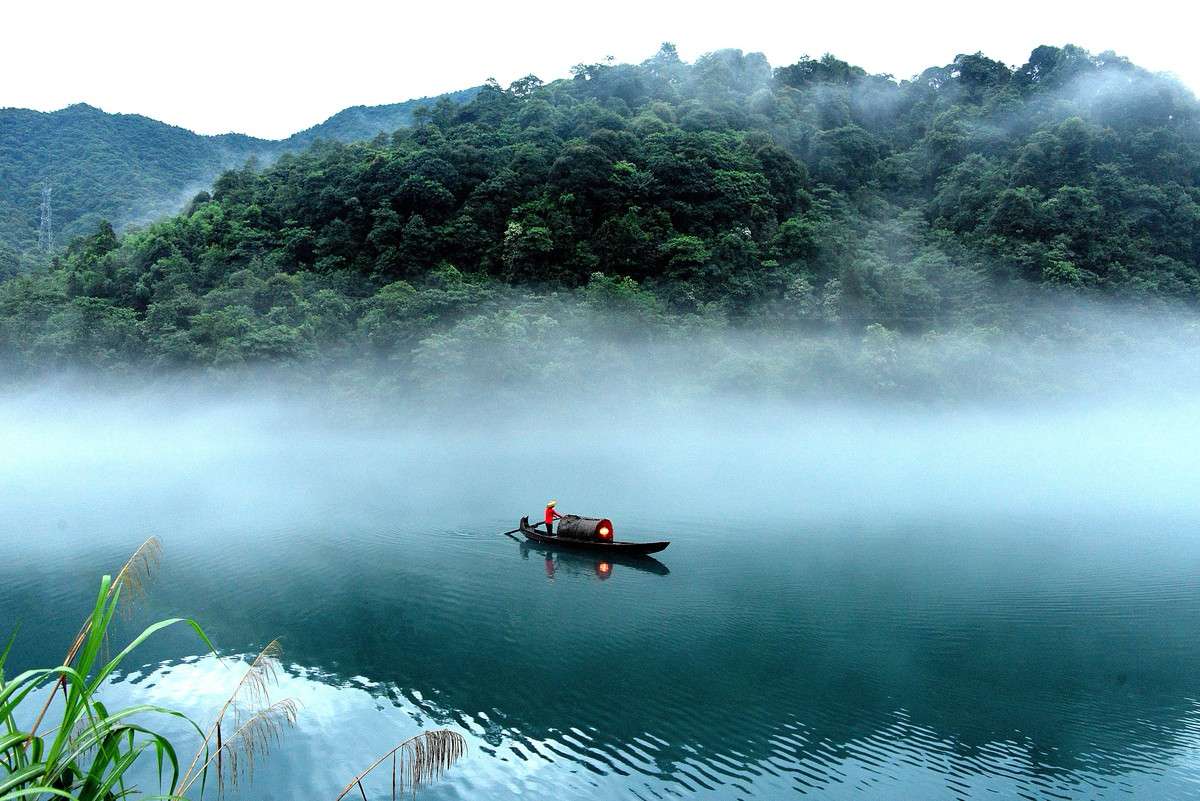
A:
<box><xmin>1</xmin><ymin>539</ymin><xmax>465</xmax><ymax>800</ymax></box>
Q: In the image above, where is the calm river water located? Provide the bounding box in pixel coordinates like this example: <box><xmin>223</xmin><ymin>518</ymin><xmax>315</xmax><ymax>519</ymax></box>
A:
<box><xmin>2</xmin><ymin>392</ymin><xmax>1199</xmax><ymax>799</ymax></box>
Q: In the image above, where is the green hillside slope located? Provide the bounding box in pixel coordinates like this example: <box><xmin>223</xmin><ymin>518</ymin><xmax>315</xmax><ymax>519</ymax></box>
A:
<box><xmin>2</xmin><ymin>44</ymin><xmax>1198</xmax><ymax>393</ymax></box>
<box><xmin>0</xmin><ymin>89</ymin><xmax>480</xmax><ymax>255</ymax></box>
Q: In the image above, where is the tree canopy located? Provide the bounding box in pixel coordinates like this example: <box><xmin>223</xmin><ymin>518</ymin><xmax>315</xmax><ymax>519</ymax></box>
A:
<box><xmin>2</xmin><ymin>44</ymin><xmax>1198</xmax><ymax>393</ymax></box>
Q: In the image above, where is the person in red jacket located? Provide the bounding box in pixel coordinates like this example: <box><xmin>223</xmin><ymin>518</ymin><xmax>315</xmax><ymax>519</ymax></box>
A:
<box><xmin>544</xmin><ymin>500</ymin><xmax>563</xmax><ymax>535</ymax></box>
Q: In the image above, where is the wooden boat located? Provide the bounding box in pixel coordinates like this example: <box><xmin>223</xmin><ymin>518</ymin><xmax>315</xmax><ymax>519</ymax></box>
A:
<box><xmin>519</xmin><ymin>516</ymin><xmax>670</xmax><ymax>555</ymax></box>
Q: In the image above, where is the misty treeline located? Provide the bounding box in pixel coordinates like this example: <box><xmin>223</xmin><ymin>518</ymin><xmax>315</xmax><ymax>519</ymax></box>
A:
<box><xmin>2</xmin><ymin>43</ymin><xmax>1199</xmax><ymax>398</ymax></box>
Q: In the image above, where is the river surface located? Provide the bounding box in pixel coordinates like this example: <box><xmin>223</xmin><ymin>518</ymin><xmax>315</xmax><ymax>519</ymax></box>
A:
<box><xmin>2</xmin><ymin>393</ymin><xmax>1199</xmax><ymax>800</ymax></box>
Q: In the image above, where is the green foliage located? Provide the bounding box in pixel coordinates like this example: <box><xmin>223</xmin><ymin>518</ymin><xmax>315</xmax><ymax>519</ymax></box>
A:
<box><xmin>0</xmin><ymin>576</ymin><xmax>212</xmax><ymax>801</ymax></box>
<box><xmin>1</xmin><ymin>552</ymin><xmax>468</xmax><ymax>801</ymax></box>
<box><xmin>3</xmin><ymin>43</ymin><xmax>1200</xmax><ymax>383</ymax></box>
<box><xmin>0</xmin><ymin>91</ymin><xmax>480</xmax><ymax>255</ymax></box>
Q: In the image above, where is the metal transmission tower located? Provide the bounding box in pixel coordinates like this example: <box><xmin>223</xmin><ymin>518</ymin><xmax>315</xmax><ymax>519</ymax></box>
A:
<box><xmin>38</xmin><ymin>186</ymin><xmax>53</xmax><ymax>252</ymax></box>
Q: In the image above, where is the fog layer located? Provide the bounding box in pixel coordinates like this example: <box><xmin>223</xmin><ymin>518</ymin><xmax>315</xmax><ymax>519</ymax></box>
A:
<box><xmin>3</xmin><ymin>329</ymin><xmax>1199</xmax><ymax>535</ymax></box>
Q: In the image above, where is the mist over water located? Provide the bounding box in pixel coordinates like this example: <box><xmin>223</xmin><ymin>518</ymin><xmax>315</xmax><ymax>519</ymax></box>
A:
<box><xmin>3</xmin><ymin>318</ymin><xmax>1200</xmax><ymax>799</ymax></box>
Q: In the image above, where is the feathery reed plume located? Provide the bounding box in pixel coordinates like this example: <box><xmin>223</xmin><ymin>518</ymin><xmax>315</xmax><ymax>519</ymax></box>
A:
<box><xmin>112</xmin><ymin>535</ymin><xmax>163</xmax><ymax>614</ymax></box>
<box><xmin>179</xmin><ymin>699</ymin><xmax>300</xmax><ymax>795</ymax></box>
<box><xmin>335</xmin><ymin>729</ymin><xmax>467</xmax><ymax>800</ymax></box>
<box><xmin>26</xmin><ymin>536</ymin><xmax>163</xmax><ymax>742</ymax></box>
<box><xmin>62</xmin><ymin>536</ymin><xmax>162</xmax><ymax>667</ymax></box>
<box><xmin>179</xmin><ymin>638</ymin><xmax>286</xmax><ymax>790</ymax></box>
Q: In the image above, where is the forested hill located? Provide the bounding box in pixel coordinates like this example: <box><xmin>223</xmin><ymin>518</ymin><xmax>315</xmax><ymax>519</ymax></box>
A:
<box><xmin>0</xmin><ymin>103</ymin><xmax>260</xmax><ymax>255</ymax></box>
<box><xmin>2</xmin><ymin>44</ymin><xmax>1199</xmax><ymax>392</ymax></box>
<box><xmin>281</xmin><ymin>87</ymin><xmax>481</xmax><ymax>150</ymax></box>
<box><xmin>0</xmin><ymin>88</ymin><xmax>479</xmax><ymax>255</ymax></box>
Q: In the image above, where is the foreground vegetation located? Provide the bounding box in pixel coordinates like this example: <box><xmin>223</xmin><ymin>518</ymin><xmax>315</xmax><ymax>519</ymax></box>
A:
<box><xmin>2</xmin><ymin>44</ymin><xmax>1198</xmax><ymax>393</ymax></box>
<box><xmin>0</xmin><ymin>540</ymin><xmax>465</xmax><ymax>800</ymax></box>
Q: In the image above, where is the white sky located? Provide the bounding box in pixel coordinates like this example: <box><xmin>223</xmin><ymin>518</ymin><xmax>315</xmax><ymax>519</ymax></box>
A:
<box><xmin>4</xmin><ymin>0</ymin><xmax>1198</xmax><ymax>140</ymax></box>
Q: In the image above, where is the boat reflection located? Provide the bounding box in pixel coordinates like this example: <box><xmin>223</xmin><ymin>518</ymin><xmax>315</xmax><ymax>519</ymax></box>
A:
<box><xmin>519</xmin><ymin>540</ymin><xmax>670</xmax><ymax>579</ymax></box>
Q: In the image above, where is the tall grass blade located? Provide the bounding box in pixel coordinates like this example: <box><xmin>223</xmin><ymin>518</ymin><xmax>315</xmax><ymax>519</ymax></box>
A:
<box><xmin>26</xmin><ymin>537</ymin><xmax>162</xmax><ymax>743</ymax></box>
<box><xmin>7</xmin><ymin>562</ymin><xmax>209</xmax><ymax>801</ymax></box>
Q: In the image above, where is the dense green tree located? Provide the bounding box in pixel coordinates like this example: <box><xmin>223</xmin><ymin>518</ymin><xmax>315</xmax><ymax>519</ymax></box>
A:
<box><xmin>3</xmin><ymin>43</ymin><xmax>1200</xmax><ymax>384</ymax></box>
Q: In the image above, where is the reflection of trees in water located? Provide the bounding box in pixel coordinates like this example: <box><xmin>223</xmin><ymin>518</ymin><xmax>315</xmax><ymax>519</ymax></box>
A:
<box><xmin>48</xmin><ymin>533</ymin><xmax>1200</xmax><ymax>793</ymax></box>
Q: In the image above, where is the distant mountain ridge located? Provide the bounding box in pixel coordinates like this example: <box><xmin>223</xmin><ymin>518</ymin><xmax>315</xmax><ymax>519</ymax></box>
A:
<box><xmin>0</xmin><ymin>87</ymin><xmax>481</xmax><ymax>256</ymax></box>
<box><xmin>281</xmin><ymin>87</ymin><xmax>481</xmax><ymax>149</ymax></box>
